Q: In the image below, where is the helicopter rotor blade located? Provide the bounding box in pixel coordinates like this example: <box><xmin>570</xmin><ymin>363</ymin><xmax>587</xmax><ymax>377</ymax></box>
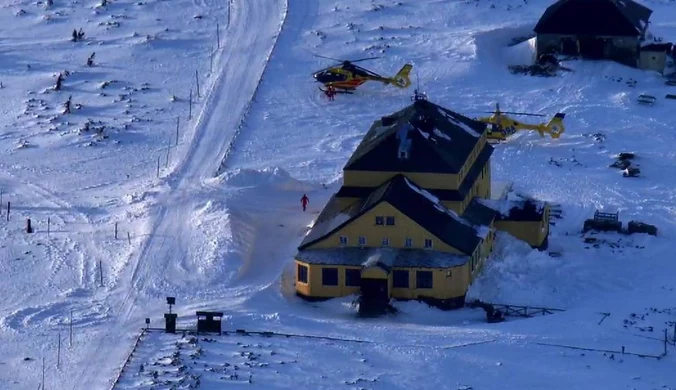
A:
<box><xmin>348</xmin><ymin>56</ymin><xmax>382</xmax><ymax>63</ymax></box>
<box><xmin>313</xmin><ymin>54</ymin><xmax>344</xmax><ymax>62</ymax></box>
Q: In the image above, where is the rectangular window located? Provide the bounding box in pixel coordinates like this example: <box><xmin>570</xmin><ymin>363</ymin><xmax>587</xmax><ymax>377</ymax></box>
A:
<box><xmin>339</xmin><ymin>236</ymin><xmax>348</xmax><ymax>246</ymax></box>
<box><xmin>399</xmin><ymin>151</ymin><xmax>408</xmax><ymax>159</ymax></box>
<box><xmin>381</xmin><ymin>237</ymin><xmax>390</xmax><ymax>247</ymax></box>
<box><xmin>322</xmin><ymin>268</ymin><xmax>338</xmax><ymax>286</ymax></box>
<box><xmin>416</xmin><ymin>271</ymin><xmax>433</xmax><ymax>289</ymax></box>
<box><xmin>404</xmin><ymin>238</ymin><xmax>412</xmax><ymax>248</ymax></box>
<box><xmin>375</xmin><ymin>216</ymin><xmax>384</xmax><ymax>225</ymax></box>
<box><xmin>297</xmin><ymin>264</ymin><xmax>308</xmax><ymax>284</ymax></box>
<box><xmin>345</xmin><ymin>269</ymin><xmax>361</xmax><ymax>287</ymax></box>
<box><xmin>386</xmin><ymin>216</ymin><xmax>395</xmax><ymax>226</ymax></box>
<box><xmin>358</xmin><ymin>236</ymin><xmax>366</xmax><ymax>246</ymax></box>
<box><xmin>424</xmin><ymin>238</ymin><xmax>433</xmax><ymax>249</ymax></box>
<box><xmin>393</xmin><ymin>270</ymin><xmax>409</xmax><ymax>288</ymax></box>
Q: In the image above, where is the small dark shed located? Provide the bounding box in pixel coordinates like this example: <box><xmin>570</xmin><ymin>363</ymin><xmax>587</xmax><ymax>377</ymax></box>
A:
<box><xmin>196</xmin><ymin>311</ymin><xmax>223</xmax><ymax>335</ymax></box>
<box><xmin>534</xmin><ymin>0</ymin><xmax>653</xmax><ymax>67</ymax></box>
<box><xmin>640</xmin><ymin>43</ymin><xmax>674</xmax><ymax>74</ymax></box>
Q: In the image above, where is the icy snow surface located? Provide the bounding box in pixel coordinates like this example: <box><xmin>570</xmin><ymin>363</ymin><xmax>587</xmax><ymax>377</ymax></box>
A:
<box><xmin>0</xmin><ymin>0</ymin><xmax>676</xmax><ymax>389</ymax></box>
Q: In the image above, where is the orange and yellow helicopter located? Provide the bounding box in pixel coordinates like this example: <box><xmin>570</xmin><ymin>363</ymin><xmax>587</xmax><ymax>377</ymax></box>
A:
<box><xmin>312</xmin><ymin>54</ymin><xmax>413</xmax><ymax>94</ymax></box>
<box><xmin>477</xmin><ymin>103</ymin><xmax>566</xmax><ymax>141</ymax></box>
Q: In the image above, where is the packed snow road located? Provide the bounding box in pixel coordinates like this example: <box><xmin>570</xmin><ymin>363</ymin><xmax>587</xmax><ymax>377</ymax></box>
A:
<box><xmin>72</xmin><ymin>0</ymin><xmax>287</xmax><ymax>388</ymax></box>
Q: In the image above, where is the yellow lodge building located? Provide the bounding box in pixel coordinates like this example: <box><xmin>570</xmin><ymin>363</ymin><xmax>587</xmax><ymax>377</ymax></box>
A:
<box><xmin>294</xmin><ymin>95</ymin><xmax>550</xmax><ymax>312</ymax></box>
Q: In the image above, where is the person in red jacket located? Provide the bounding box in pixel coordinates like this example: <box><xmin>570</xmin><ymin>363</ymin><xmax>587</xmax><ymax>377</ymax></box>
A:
<box><xmin>300</xmin><ymin>194</ymin><xmax>309</xmax><ymax>211</ymax></box>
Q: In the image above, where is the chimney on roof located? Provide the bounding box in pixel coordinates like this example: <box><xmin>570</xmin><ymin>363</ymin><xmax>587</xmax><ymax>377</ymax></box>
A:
<box><xmin>411</xmin><ymin>89</ymin><xmax>427</xmax><ymax>102</ymax></box>
<box><xmin>396</xmin><ymin>123</ymin><xmax>412</xmax><ymax>160</ymax></box>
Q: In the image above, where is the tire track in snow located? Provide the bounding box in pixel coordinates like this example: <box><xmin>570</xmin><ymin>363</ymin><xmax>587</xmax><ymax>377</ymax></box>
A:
<box><xmin>121</xmin><ymin>0</ymin><xmax>288</xmax><ymax>304</ymax></box>
<box><xmin>72</xmin><ymin>1</ymin><xmax>289</xmax><ymax>388</ymax></box>
<box><xmin>0</xmin><ymin>171</ymin><xmax>99</xmax><ymax>294</ymax></box>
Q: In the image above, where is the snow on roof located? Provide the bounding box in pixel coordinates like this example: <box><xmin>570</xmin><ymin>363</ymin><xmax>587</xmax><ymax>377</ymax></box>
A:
<box><xmin>362</xmin><ymin>248</ymin><xmax>396</xmax><ymax>269</ymax></box>
<box><xmin>433</xmin><ymin>128</ymin><xmax>451</xmax><ymax>141</ymax></box>
<box><xmin>491</xmin><ymin>181</ymin><xmax>513</xmax><ymax>200</ymax></box>
<box><xmin>369</xmin><ymin>120</ymin><xmax>398</xmax><ymax>141</ymax></box>
<box><xmin>403</xmin><ymin>177</ymin><xmax>484</xmax><ymax>237</ymax></box>
<box><xmin>478</xmin><ymin>198</ymin><xmax>545</xmax><ymax>221</ymax></box>
<box><xmin>475</xmin><ymin>225</ymin><xmax>491</xmax><ymax>239</ymax></box>
<box><xmin>437</xmin><ymin>108</ymin><xmax>480</xmax><ymax>137</ymax></box>
<box><xmin>478</xmin><ymin>199</ymin><xmax>514</xmax><ymax>216</ymax></box>
<box><xmin>404</xmin><ymin>176</ymin><xmax>440</xmax><ymax>203</ymax></box>
<box><xmin>303</xmin><ymin>212</ymin><xmax>351</xmax><ymax>244</ymax></box>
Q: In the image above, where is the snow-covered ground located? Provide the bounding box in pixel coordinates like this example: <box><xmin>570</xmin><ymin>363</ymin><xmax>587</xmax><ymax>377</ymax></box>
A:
<box><xmin>114</xmin><ymin>324</ymin><xmax>673</xmax><ymax>390</ymax></box>
<box><xmin>1</xmin><ymin>0</ymin><xmax>676</xmax><ymax>388</ymax></box>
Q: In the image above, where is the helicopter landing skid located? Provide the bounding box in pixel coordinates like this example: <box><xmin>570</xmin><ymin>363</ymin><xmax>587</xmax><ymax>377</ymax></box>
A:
<box><xmin>319</xmin><ymin>86</ymin><xmax>354</xmax><ymax>95</ymax></box>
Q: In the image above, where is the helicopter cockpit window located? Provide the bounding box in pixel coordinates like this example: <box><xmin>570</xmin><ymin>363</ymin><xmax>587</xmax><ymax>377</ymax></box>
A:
<box><xmin>315</xmin><ymin>71</ymin><xmax>347</xmax><ymax>83</ymax></box>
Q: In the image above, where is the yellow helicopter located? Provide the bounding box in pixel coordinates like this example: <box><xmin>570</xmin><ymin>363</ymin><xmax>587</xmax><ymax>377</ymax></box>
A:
<box><xmin>312</xmin><ymin>54</ymin><xmax>413</xmax><ymax>93</ymax></box>
<box><xmin>477</xmin><ymin>103</ymin><xmax>566</xmax><ymax>141</ymax></box>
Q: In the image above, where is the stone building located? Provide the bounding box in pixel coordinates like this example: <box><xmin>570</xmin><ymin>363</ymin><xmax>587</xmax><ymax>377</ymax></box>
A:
<box><xmin>534</xmin><ymin>0</ymin><xmax>653</xmax><ymax>68</ymax></box>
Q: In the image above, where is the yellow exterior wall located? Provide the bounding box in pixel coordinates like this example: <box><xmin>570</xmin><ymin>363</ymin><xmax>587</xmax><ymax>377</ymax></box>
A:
<box><xmin>295</xmin><ymin>261</ymin><xmax>361</xmax><ymax>298</ymax></box>
<box><xmin>307</xmin><ymin>202</ymin><xmax>464</xmax><ymax>255</ymax></box>
<box><xmin>494</xmin><ymin>206</ymin><xmax>549</xmax><ymax>248</ymax></box>
<box><xmin>343</xmin><ymin>171</ymin><xmax>460</xmax><ymax>191</ymax></box>
<box><xmin>477</xmin><ymin>163</ymin><xmax>491</xmax><ymax>200</ymax></box>
<box><xmin>456</xmin><ymin>137</ymin><xmax>488</xmax><ymax>184</ymax></box>
<box><xmin>296</xmin><ymin>261</ymin><xmax>472</xmax><ymax>300</ymax></box>
<box><xmin>295</xmin><ymin>230</ymin><xmax>495</xmax><ymax>301</ymax></box>
<box><xmin>390</xmin><ymin>265</ymin><xmax>470</xmax><ymax>300</ymax></box>
<box><xmin>438</xmin><ymin>164</ymin><xmax>490</xmax><ymax>214</ymax></box>
<box><xmin>343</xmin><ymin>145</ymin><xmax>489</xmax><ymax>195</ymax></box>
<box><xmin>296</xmin><ymin>228</ymin><xmax>496</xmax><ymax>301</ymax></box>
<box><xmin>295</xmin><ymin>261</ymin><xmax>312</xmax><ymax>296</ymax></box>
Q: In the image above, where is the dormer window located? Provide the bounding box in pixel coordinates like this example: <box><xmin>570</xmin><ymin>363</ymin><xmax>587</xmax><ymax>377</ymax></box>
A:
<box><xmin>397</xmin><ymin>123</ymin><xmax>412</xmax><ymax>160</ymax></box>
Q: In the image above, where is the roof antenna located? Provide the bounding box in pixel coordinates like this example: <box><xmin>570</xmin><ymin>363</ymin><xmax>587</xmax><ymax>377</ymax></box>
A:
<box><xmin>412</xmin><ymin>69</ymin><xmax>427</xmax><ymax>102</ymax></box>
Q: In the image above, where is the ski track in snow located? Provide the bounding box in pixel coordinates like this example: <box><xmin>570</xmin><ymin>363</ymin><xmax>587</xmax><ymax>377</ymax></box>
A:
<box><xmin>70</xmin><ymin>1</ymin><xmax>288</xmax><ymax>388</ymax></box>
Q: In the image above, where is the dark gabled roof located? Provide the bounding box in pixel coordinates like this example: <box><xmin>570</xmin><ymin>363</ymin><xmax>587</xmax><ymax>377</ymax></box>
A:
<box><xmin>463</xmin><ymin>198</ymin><xmax>499</xmax><ymax>227</ymax></box>
<box><xmin>534</xmin><ymin>0</ymin><xmax>652</xmax><ymax>36</ymax></box>
<box><xmin>641</xmin><ymin>43</ymin><xmax>673</xmax><ymax>52</ymax></box>
<box><xmin>343</xmin><ymin>99</ymin><xmax>487</xmax><ymax>174</ymax></box>
<box><xmin>297</xmin><ymin>194</ymin><xmax>367</xmax><ymax>249</ymax></box>
<box><xmin>478</xmin><ymin>199</ymin><xmax>547</xmax><ymax>222</ymax></box>
<box><xmin>296</xmin><ymin>247</ymin><xmax>469</xmax><ymax>269</ymax></box>
<box><xmin>336</xmin><ymin>141</ymin><xmax>493</xmax><ymax>202</ymax></box>
<box><xmin>299</xmin><ymin>175</ymin><xmax>489</xmax><ymax>254</ymax></box>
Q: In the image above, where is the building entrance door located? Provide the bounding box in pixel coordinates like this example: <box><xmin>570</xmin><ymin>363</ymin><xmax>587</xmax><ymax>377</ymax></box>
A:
<box><xmin>578</xmin><ymin>37</ymin><xmax>606</xmax><ymax>59</ymax></box>
<box><xmin>560</xmin><ymin>38</ymin><xmax>578</xmax><ymax>55</ymax></box>
<box><xmin>359</xmin><ymin>278</ymin><xmax>389</xmax><ymax>315</ymax></box>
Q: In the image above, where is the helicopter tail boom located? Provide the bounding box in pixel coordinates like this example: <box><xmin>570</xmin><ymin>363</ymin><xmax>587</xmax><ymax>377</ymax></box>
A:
<box><xmin>543</xmin><ymin>113</ymin><xmax>565</xmax><ymax>138</ymax></box>
<box><xmin>387</xmin><ymin>64</ymin><xmax>413</xmax><ymax>88</ymax></box>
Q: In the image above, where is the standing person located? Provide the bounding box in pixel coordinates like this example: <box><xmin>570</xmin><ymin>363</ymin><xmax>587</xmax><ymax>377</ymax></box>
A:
<box><xmin>300</xmin><ymin>194</ymin><xmax>309</xmax><ymax>211</ymax></box>
<box><xmin>327</xmin><ymin>85</ymin><xmax>336</xmax><ymax>101</ymax></box>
